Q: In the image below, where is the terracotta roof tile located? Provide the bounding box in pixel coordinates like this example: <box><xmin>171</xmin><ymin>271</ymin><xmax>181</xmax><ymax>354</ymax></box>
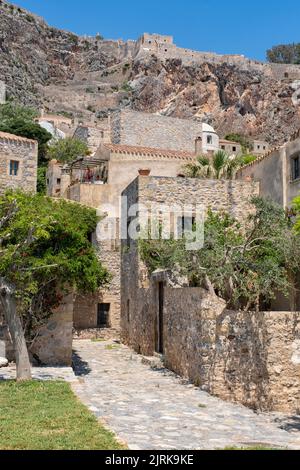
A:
<box><xmin>0</xmin><ymin>131</ymin><xmax>37</xmax><ymax>144</ymax></box>
<box><xmin>103</xmin><ymin>143</ymin><xmax>196</xmax><ymax>160</ymax></box>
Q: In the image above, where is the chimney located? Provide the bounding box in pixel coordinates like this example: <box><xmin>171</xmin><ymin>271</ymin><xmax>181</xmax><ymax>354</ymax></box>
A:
<box><xmin>195</xmin><ymin>136</ymin><xmax>202</xmax><ymax>155</ymax></box>
<box><xmin>138</xmin><ymin>168</ymin><xmax>151</xmax><ymax>176</ymax></box>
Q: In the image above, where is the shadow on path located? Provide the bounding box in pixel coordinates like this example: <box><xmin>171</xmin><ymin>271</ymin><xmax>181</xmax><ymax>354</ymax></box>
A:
<box><xmin>276</xmin><ymin>416</ymin><xmax>300</xmax><ymax>433</ymax></box>
<box><xmin>72</xmin><ymin>350</ymin><xmax>92</xmax><ymax>377</ymax></box>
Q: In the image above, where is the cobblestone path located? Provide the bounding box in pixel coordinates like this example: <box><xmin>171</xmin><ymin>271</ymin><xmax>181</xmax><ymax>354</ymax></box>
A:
<box><xmin>72</xmin><ymin>340</ymin><xmax>300</xmax><ymax>450</ymax></box>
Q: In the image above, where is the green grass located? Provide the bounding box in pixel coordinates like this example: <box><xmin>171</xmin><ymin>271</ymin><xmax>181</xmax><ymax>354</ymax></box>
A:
<box><xmin>0</xmin><ymin>381</ymin><xmax>125</xmax><ymax>450</ymax></box>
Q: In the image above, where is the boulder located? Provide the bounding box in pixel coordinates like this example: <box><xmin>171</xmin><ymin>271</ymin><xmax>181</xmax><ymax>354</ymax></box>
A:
<box><xmin>0</xmin><ymin>357</ymin><xmax>8</xmax><ymax>368</ymax></box>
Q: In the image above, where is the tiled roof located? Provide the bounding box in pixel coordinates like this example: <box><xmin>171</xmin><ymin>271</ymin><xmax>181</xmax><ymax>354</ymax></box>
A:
<box><xmin>0</xmin><ymin>131</ymin><xmax>37</xmax><ymax>144</ymax></box>
<box><xmin>103</xmin><ymin>143</ymin><xmax>196</xmax><ymax>160</ymax></box>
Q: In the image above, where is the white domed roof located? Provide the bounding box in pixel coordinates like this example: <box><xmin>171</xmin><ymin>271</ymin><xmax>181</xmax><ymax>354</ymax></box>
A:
<box><xmin>202</xmin><ymin>123</ymin><xmax>216</xmax><ymax>134</ymax></box>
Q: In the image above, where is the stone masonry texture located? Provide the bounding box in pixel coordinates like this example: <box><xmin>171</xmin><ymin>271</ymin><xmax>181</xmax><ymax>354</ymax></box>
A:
<box><xmin>0</xmin><ymin>133</ymin><xmax>38</xmax><ymax>194</ymax></box>
<box><xmin>111</xmin><ymin>109</ymin><xmax>205</xmax><ymax>152</ymax></box>
<box><xmin>121</xmin><ymin>176</ymin><xmax>300</xmax><ymax>413</ymax></box>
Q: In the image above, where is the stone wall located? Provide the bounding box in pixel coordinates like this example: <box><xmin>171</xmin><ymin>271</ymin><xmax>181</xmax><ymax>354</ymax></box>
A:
<box><xmin>73</xmin><ymin>125</ymin><xmax>110</xmax><ymax>154</ymax></box>
<box><xmin>0</xmin><ymin>293</ymin><xmax>74</xmax><ymax>366</ymax></box>
<box><xmin>133</xmin><ymin>34</ymin><xmax>300</xmax><ymax>80</ymax></box>
<box><xmin>111</xmin><ymin>109</ymin><xmax>205</xmax><ymax>152</ymax></box>
<box><xmin>121</xmin><ymin>175</ymin><xmax>300</xmax><ymax>413</ymax></box>
<box><xmin>0</xmin><ymin>133</ymin><xmax>38</xmax><ymax>194</ymax></box>
<box><xmin>122</xmin><ymin>278</ymin><xmax>300</xmax><ymax>413</ymax></box>
<box><xmin>134</xmin><ymin>176</ymin><xmax>259</xmax><ymax>223</ymax></box>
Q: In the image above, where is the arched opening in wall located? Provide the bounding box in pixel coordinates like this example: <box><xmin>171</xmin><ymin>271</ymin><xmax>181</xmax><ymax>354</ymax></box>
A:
<box><xmin>284</xmin><ymin>72</ymin><xmax>289</xmax><ymax>78</ymax></box>
<box><xmin>207</xmin><ymin>135</ymin><xmax>213</xmax><ymax>145</ymax></box>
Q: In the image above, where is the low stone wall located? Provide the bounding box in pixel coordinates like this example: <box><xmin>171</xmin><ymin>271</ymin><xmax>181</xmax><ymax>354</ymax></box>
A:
<box><xmin>0</xmin><ymin>293</ymin><xmax>73</xmax><ymax>366</ymax></box>
<box><xmin>163</xmin><ymin>288</ymin><xmax>300</xmax><ymax>413</ymax></box>
<box><xmin>122</xmin><ymin>282</ymin><xmax>300</xmax><ymax>413</ymax></box>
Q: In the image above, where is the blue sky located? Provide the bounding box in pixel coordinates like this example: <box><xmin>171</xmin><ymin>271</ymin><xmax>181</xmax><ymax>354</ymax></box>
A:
<box><xmin>12</xmin><ymin>0</ymin><xmax>300</xmax><ymax>61</ymax></box>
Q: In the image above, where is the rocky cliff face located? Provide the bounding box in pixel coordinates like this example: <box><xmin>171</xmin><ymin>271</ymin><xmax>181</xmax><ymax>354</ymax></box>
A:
<box><xmin>1</xmin><ymin>0</ymin><xmax>300</xmax><ymax>144</ymax></box>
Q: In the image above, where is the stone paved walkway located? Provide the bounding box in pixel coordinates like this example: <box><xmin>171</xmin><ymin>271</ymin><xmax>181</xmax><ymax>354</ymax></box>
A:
<box><xmin>72</xmin><ymin>340</ymin><xmax>300</xmax><ymax>450</ymax></box>
<box><xmin>0</xmin><ymin>365</ymin><xmax>76</xmax><ymax>382</ymax></box>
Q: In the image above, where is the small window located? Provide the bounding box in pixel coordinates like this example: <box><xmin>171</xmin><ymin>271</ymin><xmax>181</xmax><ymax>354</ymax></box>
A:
<box><xmin>57</xmin><ymin>178</ymin><xmax>61</xmax><ymax>185</ymax></box>
<box><xmin>46</xmin><ymin>179</ymin><xmax>50</xmax><ymax>185</ymax></box>
<box><xmin>257</xmin><ymin>145</ymin><xmax>260</xmax><ymax>150</ymax></box>
<box><xmin>9</xmin><ymin>160</ymin><xmax>19</xmax><ymax>176</ymax></box>
<box><xmin>232</xmin><ymin>146</ymin><xmax>236</xmax><ymax>152</ymax></box>
<box><xmin>221</xmin><ymin>145</ymin><xmax>225</xmax><ymax>150</ymax></box>
<box><xmin>207</xmin><ymin>135</ymin><xmax>213</xmax><ymax>145</ymax></box>
<box><xmin>292</xmin><ymin>156</ymin><xmax>300</xmax><ymax>180</ymax></box>
<box><xmin>97</xmin><ymin>303</ymin><xmax>110</xmax><ymax>328</ymax></box>
<box><xmin>100</xmin><ymin>131</ymin><xmax>104</xmax><ymax>138</ymax></box>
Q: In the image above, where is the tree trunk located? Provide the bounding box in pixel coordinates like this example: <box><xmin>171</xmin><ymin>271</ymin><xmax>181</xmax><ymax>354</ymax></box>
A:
<box><xmin>0</xmin><ymin>279</ymin><xmax>31</xmax><ymax>381</ymax></box>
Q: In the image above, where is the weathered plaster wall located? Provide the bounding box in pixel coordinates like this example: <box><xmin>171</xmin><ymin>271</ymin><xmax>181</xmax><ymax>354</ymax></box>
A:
<box><xmin>237</xmin><ymin>136</ymin><xmax>300</xmax><ymax>207</ymax></box>
<box><xmin>237</xmin><ymin>149</ymin><xmax>284</xmax><ymax>206</ymax></box>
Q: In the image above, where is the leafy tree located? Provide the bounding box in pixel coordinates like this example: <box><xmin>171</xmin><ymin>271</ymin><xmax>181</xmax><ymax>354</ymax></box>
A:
<box><xmin>267</xmin><ymin>43</ymin><xmax>300</xmax><ymax>64</ymax></box>
<box><xmin>0</xmin><ymin>191</ymin><xmax>109</xmax><ymax>380</ymax></box>
<box><xmin>140</xmin><ymin>197</ymin><xmax>300</xmax><ymax>312</ymax></box>
<box><xmin>224</xmin><ymin>134</ymin><xmax>253</xmax><ymax>153</ymax></box>
<box><xmin>0</xmin><ymin>102</ymin><xmax>38</xmax><ymax>123</ymax></box>
<box><xmin>47</xmin><ymin>137</ymin><xmax>90</xmax><ymax>164</ymax></box>
<box><xmin>0</xmin><ymin>102</ymin><xmax>52</xmax><ymax>164</ymax></box>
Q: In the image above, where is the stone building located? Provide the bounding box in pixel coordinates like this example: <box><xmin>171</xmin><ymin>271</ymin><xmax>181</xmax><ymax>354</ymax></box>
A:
<box><xmin>0</xmin><ymin>131</ymin><xmax>38</xmax><ymax>194</ymax></box>
<box><xmin>110</xmin><ymin>109</ymin><xmax>221</xmax><ymax>154</ymax></box>
<box><xmin>73</xmin><ymin>124</ymin><xmax>110</xmax><ymax>155</ymax></box>
<box><xmin>237</xmin><ymin>134</ymin><xmax>300</xmax><ymax>207</ymax></box>
<box><xmin>47</xmin><ymin>143</ymin><xmax>197</xmax><ymax>335</ymax></box>
<box><xmin>253</xmin><ymin>140</ymin><xmax>270</xmax><ymax>156</ymax></box>
<box><xmin>45</xmin><ymin>110</ymin><xmax>249</xmax><ymax>338</ymax></box>
<box><xmin>120</xmin><ymin>175</ymin><xmax>300</xmax><ymax>413</ymax></box>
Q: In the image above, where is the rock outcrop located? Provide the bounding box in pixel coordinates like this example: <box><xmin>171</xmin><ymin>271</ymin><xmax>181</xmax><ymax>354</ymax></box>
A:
<box><xmin>1</xmin><ymin>0</ymin><xmax>300</xmax><ymax>144</ymax></box>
